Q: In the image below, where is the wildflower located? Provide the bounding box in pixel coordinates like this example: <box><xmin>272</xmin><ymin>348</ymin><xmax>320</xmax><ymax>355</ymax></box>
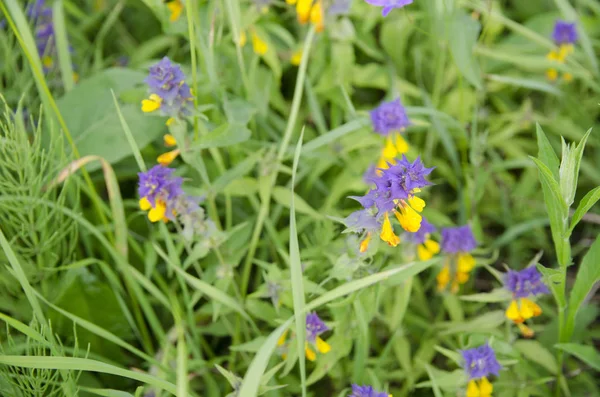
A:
<box><xmin>138</xmin><ymin>165</ymin><xmax>183</xmax><ymax>222</ymax></box>
<box><xmin>437</xmin><ymin>225</ymin><xmax>477</xmax><ymax>293</ymax></box>
<box><xmin>287</xmin><ymin>0</ymin><xmax>326</xmax><ymax>32</ymax></box>
<box><xmin>239</xmin><ymin>30</ymin><xmax>269</xmax><ymax>55</ymax></box>
<box><xmin>166</xmin><ymin>0</ymin><xmax>184</xmax><ymax>22</ymax></box>
<box><xmin>291</xmin><ymin>49</ymin><xmax>303</xmax><ymax>66</ymax></box>
<box><xmin>364</xmin><ymin>0</ymin><xmax>413</xmax><ymax>17</ymax></box>
<box><xmin>342</xmin><ymin>208</ymin><xmax>381</xmax><ymax>253</ymax></box>
<box><xmin>461</xmin><ymin>344</ymin><xmax>501</xmax><ymax>397</ymax></box>
<box><xmin>504</xmin><ymin>267</ymin><xmax>549</xmax><ymax>337</ymax></box>
<box><xmin>142</xmin><ymin>57</ymin><xmax>193</xmax><ymax>123</ymax></box>
<box><xmin>370</xmin><ymin>99</ymin><xmax>410</xmax><ymax>170</ymax></box>
<box><xmin>349</xmin><ymin>384</ymin><xmax>390</xmax><ymax>397</ymax></box>
<box><xmin>546</xmin><ymin>20</ymin><xmax>577</xmax><ymax>82</ymax></box>
<box><xmin>305</xmin><ymin>312</ymin><xmax>331</xmax><ymax>361</ymax></box>
<box><xmin>406</xmin><ymin>218</ymin><xmax>440</xmax><ymax>260</ymax></box>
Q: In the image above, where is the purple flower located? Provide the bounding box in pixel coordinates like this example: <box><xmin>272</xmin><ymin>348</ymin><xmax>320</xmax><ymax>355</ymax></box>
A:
<box><xmin>349</xmin><ymin>384</ymin><xmax>388</xmax><ymax>397</ymax></box>
<box><xmin>26</xmin><ymin>0</ymin><xmax>52</xmax><ymax>20</ymax></box>
<box><xmin>505</xmin><ymin>267</ymin><xmax>550</xmax><ymax>298</ymax></box>
<box><xmin>363</xmin><ymin>164</ymin><xmax>378</xmax><ymax>185</ymax></box>
<box><xmin>364</xmin><ymin>0</ymin><xmax>413</xmax><ymax>17</ymax></box>
<box><xmin>461</xmin><ymin>344</ymin><xmax>502</xmax><ymax>380</ymax></box>
<box><xmin>35</xmin><ymin>22</ymin><xmax>55</xmax><ymax>55</ymax></box>
<box><xmin>144</xmin><ymin>57</ymin><xmax>193</xmax><ymax>118</ymax></box>
<box><xmin>441</xmin><ymin>225</ymin><xmax>477</xmax><ymax>254</ymax></box>
<box><xmin>406</xmin><ymin>217</ymin><xmax>435</xmax><ymax>245</ymax></box>
<box><xmin>364</xmin><ymin>156</ymin><xmax>433</xmax><ymax>214</ymax></box>
<box><xmin>138</xmin><ymin>165</ymin><xmax>183</xmax><ymax>209</ymax></box>
<box><xmin>552</xmin><ymin>20</ymin><xmax>577</xmax><ymax>45</ymax></box>
<box><xmin>306</xmin><ymin>312</ymin><xmax>328</xmax><ymax>343</ymax></box>
<box><xmin>369</xmin><ymin>98</ymin><xmax>410</xmax><ymax>136</ymax></box>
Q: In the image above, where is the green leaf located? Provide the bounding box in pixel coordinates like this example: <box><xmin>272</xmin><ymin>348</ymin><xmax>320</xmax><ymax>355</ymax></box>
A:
<box><xmin>188</xmin><ymin>123</ymin><xmax>251</xmax><ymax>150</ymax></box>
<box><xmin>555</xmin><ymin>343</ymin><xmax>600</xmax><ymax>371</ymax></box>
<box><xmin>535</xmin><ymin>123</ymin><xmax>559</xmax><ymax>180</ymax></box>
<box><xmin>272</xmin><ymin>186</ymin><xmax>322</xmax><ymax>220</ymax></box>
<box><xmin>460</xmin><ymin>288</ymin><xmax>512</xmax><ymax>303</ymax></box>
<box><xmin>486</xmin><ymin>74</ymin><xmax>561</xmax><ymax>96</ymax></box>
<box><xmin>57</xmin><ymin>68</ymin><xmax>165</xmax><ymax>171</ymax></box>
<box><xmin>569</xmin><ymin>186</ymin><xmax>600</xmax><ymax>233</ymax></box>
<box><xmin>559</xmin><ymin>129</ymin><xmax>591</xmax><ymax>207</ymax></box>
<box><xmin>0</xmin><ymin>356</ymin><xmax>178</xmax><ymax>394</ymax></box>
<box><xmin>566</xmin><ymin>235</ymin><xmax>600</xmax><ymax>340</ymax></box>
<box><xmin>514</xmin><ymin>340</ymin><xmax>558</xmax><ymax>374</ymax></box>
<box><xmin>537</xmin><ymin>264</ymin><xmax>566</xmax><ymax>308</ymax></box>
<box><xmin>449</xmin><ymin>11</ymin><xmax>482</xmax><ymax>89</ymax></box>
<box><xmin>440</xmin><ymin>311</ymin><xmax>506</xmax><ymax>335</ymax></box>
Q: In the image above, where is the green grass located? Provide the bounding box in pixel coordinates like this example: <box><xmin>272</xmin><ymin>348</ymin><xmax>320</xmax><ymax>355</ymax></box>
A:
<box><xmin>0</xmin><ymin>0</ymin><xmax>599</xmax><ymax>396</ymax></box>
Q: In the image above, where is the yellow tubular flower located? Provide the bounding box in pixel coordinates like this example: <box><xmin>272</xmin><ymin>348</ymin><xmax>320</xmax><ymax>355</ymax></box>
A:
<box><xmin>436</xmin><ymin>264</ymin><xmax>451</xmax><ymax>290</ymax></box>
<box><xmin>520</xmin><ymin>297</ymin><xmax>542</xmax><ymax>318</ymax></box>
<box><xmin>147</xmin><ymin>200</ymin><xmax>167</xmax><ymax>222</ymax></box>
<box><xmin>142</xmin><ymin>94</ymin><xmax>162</xmax><ymax>112</ymax></box>
<box><xmin>239</xmin><ymin>31</ymin><xmax>247</xmax><ymax>47</ymax></box>
<box><xmin>517</xmin><ymin>323</ymin><xmax>535</xmax><ymax>338</ymax></box>
<box><xmin>277</xmin><ymin>330</ymin><xmax>288</xmax><ymax>346</ymax></box>
<box><xmin>291</xmin><ymin>50</ymin><xmax>303</xmax><ymax>66</ymax></box>
<box><xmin>380</xmin><ymin>213</ymin><xmax>400</xmax><ymax>247</ymax></box>
<box><xmin>286</xmin><ymin>0</ymin><xmax>297</xmax><ymax>3</ymax></box>
<box><xmin>310</xmin><ymin>0</ymin><xmax>324</xmax><ymax>32</ymax></box>
<box><xmin>466</xmin><ymin>380</ymin><xmax>479</xmax><ymax>397</ymax></box>
<box><xmin>359</xmin><ymin>232</ymin><xmax>372</xmax><ymax>253</ymax></box>
<box><xmin>139</xmin><ymin>197</ymin><xmax>152</xmax><ymax>211</ymax></box>
<box><xmin>563</xmin><ymin>72</ymin><xmax>573</xmax><ymax>82</ymax></box>
<box><xmin>157</xmin><ymin>149</ymin><xmax>181</xmax><ymax>166</ymax></box>
<box><xmin>457</xmin><ymin>253</ymin><xmax>475</xmax><ymax>273</ymax></box>
<box><xmin>305</xmin><ymin>343</ymin><xmax>317</xmax><ymax>361</ymax></box>
<box><xmin>505</xmin><ymin>300</ymin><xmax>523</xmax><ymax>323</ymax></box>
<box><xmin>382</xmin><ymin>136</ymin><xmax>399</xmax><ymax>159</ymax></box>
<box><xmin>251</xmin><ymin>32</ymin><xmax>268</xmax><ymax>55</ymax></box>
<box><xmin>164</xmin><ymin>134</ymin><xmax>177</xmax><ymax>147</ymax></box>
<box><xmin>166</xmin><ymin>117</ymin><xmax>176</xmax><ymax>126</ymax></box>
<box><xmin>546</xmin><ymin>69</ymin><xmax>558</xmax><ymax>81</ymax></box>
<box><xmin>456</xmin><ymin>271</ymin><xmax>470</xmax><ymax>284</ymax></box>
<box><xmin>395</xmin><ymin>203</ymin><xmax>422</xmax><ymax>232</ymax></box>
<box><xmin>479</xmin><ymin>377</ymin><xmax>493</xmax><ymax>397</ymax></box>
<box><xmin>167</xmin><ymin>0</ymin><xmax>184</xmax><ymax>22</ymax></box>
<box><xmin>42</xmin><ymin>56</ymin><xmax>53</xmax><ymax>68</ymax></box>
<box><xmin>417</xmin><ymin>244</ymin><xmax>434</xmax><ymax>261</ymax></box>
<box><xmin>424</xmin><ymin>239</ymin><xmax>440</xmax><ymax>254</ymax></box>
<box><xmin>315</xmin><ymin>336</ymin><xmax>331</xmax><ymax>354</ymax></box>
<box><xmin>394</xmin><ymin>132</ymin><xmax>409</xmax><ymax>153</ymax></box>
<box><xmin>296</xmin><ymin>0</ymin><xmax>312</xmax><ymax>24</ymax></box>
<box><xmin>408</xmin><ymin>195</ymin><xmax>425</xmax><ymax>212</ymax></box>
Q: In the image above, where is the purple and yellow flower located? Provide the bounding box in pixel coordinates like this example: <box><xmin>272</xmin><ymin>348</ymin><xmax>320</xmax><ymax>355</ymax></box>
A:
<box><xmin>277</xmin><ymin>312</ymin><xmax>331</xmax><ymax>362</ymax></box>
<box><xmin>287</xmin><ymin>0</ymin><xmax>325</xmax><ymax>32</ymax></box>
<box><xmin>437</xmin><ymin>225</ymin><xmax>477</xmax><ymax>293</ymax></box>
<box><xmin>343</xmin><ymin>208</ymin><xmax>381</xmax><ymax>253</ymax></box>
<box><xmin>461</xmin><ymin>343</ymin><xmax>501</xmax><ymax>397</ymax></box>
<box><xmin>504</xmin><ymin>267</ymin><xmax>549</xmax><ymax>337</ymax></box>
<box><xmin>406</xmin><ymin>218</ymin><xmax>440</xmax><ymax>261</ymax></box>
<box><xmin>364</xmin><ymin>0</ymin><xmax>413</xmax><ymax>17</ymax></box>
<box><xmin>138</xmin><ymin>165</ymin><xmax>183</xmax><ymax>222</ymax></box>
<box><xmin>369</xmin><ymin>98</ymin><xmax>410</xmax><ymax>171</ymax></box>
<box><xmin>166</xmin><ymin>0</ymin><xmax>184</xmax><ymax>22</ymax></box>
<box><xmin>546</xmin><ymin>20</ymin><xmax>577</xmax><ymax>82</ymax></box>
<box><xmin>349</xmin><ymin>384</ymin><xmax>390</xmax><ymax>397</ymax></box>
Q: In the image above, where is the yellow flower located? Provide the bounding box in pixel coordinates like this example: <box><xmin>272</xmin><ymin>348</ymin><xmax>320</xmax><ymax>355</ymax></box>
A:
<box><xmin>546</xmin><ymin>68</ymin><xmax>558</xmax><ymax>81</ymax></box>
<box><xmin>310</xmin><ymin>0</ymin><xmax>324</xmax><ymax>32</ymax></box>
<box><xmin>305</xmin><ymin>342</ymin><xmax>317</xmax><ymax>361</ymax></box>
<box><xmin>164</xmin><ymin>134</ymin><xmax>177</xmax><ymax>147</ymax></box>
<box><xmin>457</xmin><ymin>253</ymin><xmax>475</xmax><ymax>273</ymax></box>
<box><xmin>239</xmin><ymin>31</ymin><xmax>247</xmax><ymax>47</ymax></box>
<box><xmin>167</xmin><ymin>0</ymin><xmax>184</xmax><ymax>23</ymax></box>
<box><xmin>139</xmin><ymin>198</ymin><xmax>168</xmax><ymax>223</ymax></box>
<box><xmin>296</xmin><ymin>0</ymin><xmax>312</xmax><ymax>24</ymax></box>
<box><xmin>42</xmin><ymin>56</ymin><xmax>53</xmax><ymax>68</ymax></box>
<box><xmin>505</xmin><ymin>298</ymin><xmax>542</xmax><ymax>324</ymax></box>
<box><xmin>315</xmin><ymin>336</ymin><xmax>331</xmax><ymax>353</ymax></box>
<box><xmin>517</xmin><ymin>323</ymin><xmax>535</xmax><ymax>338</ymax></box>
<box><xmin>277</xmin><ymin>330</ymin><xmax>289</xmax><ymax>346</ymax></box>
<box><xmin>376</xmin><ymin>132</ymin><xmax>409</xmax><ymax>172</ymax></box>
<box><xmin>466</xmin><ymin>377</ymin><xmax>493</xmax><ymax>397</ymax></box>
<box><xmin>436</xmin><ymin>263</ymin><xmax>451</xmax><ymax>291</ymax></box>
<box><xmin>417</xmin><ymin>238</ymin><xmax>440</xmax><ymax>261</ymax></box>
<box><xmin>380</xmin><ymin>213</ymin><xmax>400</xmax><ymax>247</ymax></box>
<box><xmin>395</xmin><ymin>202</ymin><xmax>422</xmax><ymax>232</ymax></box>
<box><xmin>251</xmin><ymin>32</ymin><xmax>268</xmax><ymax>55</ymax></box>
<box><xmin>359</xmin><ymin>232</ymin><xmax>372</xmax><ymax>253</ymax></box>
<box><xmin>141</xmin><ymin>94</ymin><xmax>162</xmax><ymax>113</ymax></box>
<box><xmin>157</xmin><ymin>149</ymin><xmax>181</xmax><ymax>166</ymax></box>
<box><xmin>291</xmin><ymin>50</ymin><xmax>303</xmax><ymax>66</ymax></box>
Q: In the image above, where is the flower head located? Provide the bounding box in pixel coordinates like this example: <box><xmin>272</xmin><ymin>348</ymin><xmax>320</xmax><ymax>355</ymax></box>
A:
<box><xmin>349</xmin><ymin>384</ymin><xmax>389</xmax><ymax>397</ymax></box>
<box><xmin>441</xmin><ymin>225</ymin><xmax>477</xmax><ymax>254</ymax></box>
<box><xmin>142</xmin><ymin>57</ymin><xmax>193</xmax><ymax>119</ymax></box>
<box><xmin>461</xmin><ymin>344</ymin><xmax>502</xmax><ymax>380</ymax></box>
<box><xmin>306</xmin><ymin>312</ymin><xmax>328</xmax><ymax>342</ymax></box>
<box><xmin>138</xmin><ymin>165</ymin><xmax>184</xmax><ymax>222</ymax></box>
<box><xmin>26</xmin><ymin>0</ymin><xmax>52</xmax><ymax>20</ymax></box>
<box><xmin>364</xmin><ymin>0</ymin><xmax>413</xmax><ymax>17</ymax></box>
<box><xmin>552</xmin><ymin>20</ymin><xmax>577</xmax><ymax>45</ymax></box>
<box><xmin>505</xmin><ymin>267</ymin><xmax>550</xmax><ymax>298</ymax></box>
<box><xmin>370</xmin><ymin>98</ymin><xmax>410</xmax><ymax>136</ymax></box>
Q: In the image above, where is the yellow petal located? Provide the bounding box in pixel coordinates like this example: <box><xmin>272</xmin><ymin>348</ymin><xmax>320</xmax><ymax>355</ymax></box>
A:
<box><xmin>305</xmin><ymin>343</ymin><xmax>316</xmax><ymax>361</ymax></box>
<box><xmin>457</xmin><ymin>253</ymin><xmax>475</xmax><ymax>273</ymax></box>
<box><xmin>296</xmin><ymin>0</ymin><xmax>312</xmax><ymax>23</ymax></box>
<box><xmin>277</xmin><ymin>330</ymin><xmax>288</xmax><ymax>346</ymax></box>
<box><xmin>546</xmin><ymin>50</ymin><xmax>559</xmax><ymax>61</ymax></box>
<box><xmin>380</xmin><ymin>213</ymin><xmax>400</xmax><ymax>247</ymax></box>
<box><xmin>310</xmin><ymin>1</ymin><xmax>324</xmax><ymax>32</ymax></box>
<box><xmin>558</xmin><ymin>44</ymin><xmax>573</xmax><ymax>59</ymax></box>
<box><xmin>417</xmin><ymin>244</ymin><xmax>434</xmax><ymax>261</ymax></box>
<box><xmin>291</xmin><ymin>50</ymin><xmax>302</xmax><ymax>66</ymax></box>
<box><xmin>456</xmin><ymin>271</ymin><xmax>470</xmax><ymax>284</ymax></box>
<box><xmin>157</xmin><ymin>149</ymin><xmax>181</xmax><ymax>166</ymax></box>
<box><xmin>142</xmin><ymin>94</ymin><xmax>162</xmax><ymax>113</ymax></box>
<box><xmin>395</xmin><ymin>204</ymin><xmax>422</xmax><ymax>233</ymax></box>
<box><xmin>286</xmin><ymin>0</ymin><xmax>297</xmax><ymax>3</ymax></box>
<box><xmin>393</xmin><ymin>132</ymin><xmax>409</xmax><ymax>153</ymax></box>
<box><xmin>164</xmin><ymin>134</ymin><xmax>177</xmax><ymax>147</ymax></box>
<box><xmin>166</xmin><ymin>117</ymin><xmax>175</xmax><ymax>126</ymax></box>
<box><xmin>450</xmin><ymin>280</ymin><xmax>460</xmax><ymax>294</ymax></box>
<box><xmin>505</xmin><ymin>300</ymin><xmax>524</xmax><ymax>323</ymax></box>
<box><xmin>42</xmin><ymin>55</ymin><xmax>53</xmax><ymax>68</ymax></box>
<box><xmin>466</xmin><ymin>379</ymin><xmax>480</xmax><ymax>397</ymax></box>
<box><xmin>408</xmin><ymin>195</ymin><xmax>425</xmax><ymax>212</ymax></box>
<box><xmin>251</xmin><ymin>32</ymin><xmax>268</xmax><ymax>55</ymax></box>
<box><xmin>546</xmin><ymin>69</ymin><xmax>558</xmax><ymax>81</ymax></box>
<box><xmin>479</xmin><ymin>377</ymin><xmax>493</xmax><ymax>397</ymax></box>
<box><xmin>315</xmin><ymin>336</ymin><xmax>331</xmax><ymax>354</ymax></box>
<box><xmin>139</xmin><ymin>197</ymin><xmax>152</xmax><ymax>211</ymax></box>
<box><xmin>517</xmin><ymin>323</ymin><xmax>535</xmax><ymax>338</ymax></box>
<box><xmin>377</xmin><ymin>155</ymin><xmax>393</xmax><ymax>171</ymax></box>
<box><xmin>382</xmin><ymin>136</ymin><xmax>399</xmax><ymax>159</ymax></box>
<box><xmin>148</xmin><ymin>201</ymin><xmax>167</xmax><ymax>223</ymax></box>
<box><xmin>359</xmin><ymin>232</ymin><xmax>372</xmax><ymax>253</ymax></box>
<box><xmin>436</xmin><ymin>264</ymin><xmax>450</xmax><ymax>290</ymax></box>
<box><xmin>167</xmin><ymin>0</ymin><xmax>183</xmax><ymax>22</ymax></box>
<box><xmin>563</xmin><ymin>72</ymin><xmax>573</xmax><ymax>82</ymax></box>
<box><xmin>424</xmin><ymin>238</ymin><xmax>440</xmax><ymax>254</ymax></box>
<box><xmin>519</xmin><ymin>297</ymin><xmax>541</xmax><ymax>319</ymax></box>
<box><xmin>239</xmin><ymin>31</ymin><xmax>247</xmax><ymax>47</ymax></box>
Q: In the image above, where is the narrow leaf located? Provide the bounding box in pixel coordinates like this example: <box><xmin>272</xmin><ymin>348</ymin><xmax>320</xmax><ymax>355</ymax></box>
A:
<box><xmin>555</xmin><ymin>343</ymin><xmax>600</xmax><ymax>371</ymax></box>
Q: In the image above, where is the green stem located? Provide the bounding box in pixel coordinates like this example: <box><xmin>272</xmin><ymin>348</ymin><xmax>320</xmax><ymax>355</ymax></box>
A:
<box><xmin>239</xmin><ymin>26</ymin><xmax>316</xmax><ymax>297</ymax></box>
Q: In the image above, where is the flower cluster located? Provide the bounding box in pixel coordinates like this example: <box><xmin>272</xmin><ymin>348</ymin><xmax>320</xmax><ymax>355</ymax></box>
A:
<box><xmin>406</xmin><ymin>218</ymin><xmax>440</xmax><ymax>261</ymax></box>
<box><xmin>277</xmin><ymin>312</ymin><xmax>331</xmax><ymax>362</ymax></box>
<box><xmin>349</xmin><ymin>384</ymin><xmax>390</xmax><ymax>397</ymax></box>
<box><xmin>364</xmin><ymin>0</ymin><xmax>413</xmax><ymax>17</ymax></box>
<box><xmin>239</xmin><ymin>29</ymin><xmax>269</xmax><ymax>56</ymax></box>
<box><xmin>546</xmin><ymin>20</ymin><xmax>577</xmax><ymax>82</ymax></box>
<box><xmin>504</xmin><ymin>267</ymin><xmax>549</xmax><ymax>337</ymax></box>
<box><xmin>166</xmin><ymin>0</ymin><xmax>184</xmax><ymax>22</ymax></box>
<box><xmin>461</xmin><ymin>343</ymin><xmax>501</xmax><ymax>397</ymax></box>
<box><xmin>286</xmin><ymin>0</ymin><xmax>325</xmax><ymax>32</ymax></box>
<box><xmin>437</xmin><ymin>225</ymin><xmax>477</xmax><ymax>293</ymax></box>
<box><xmin>370</xmin><ymin>98</ymin><xmax>410</xmax><ymax>171</ymax></box>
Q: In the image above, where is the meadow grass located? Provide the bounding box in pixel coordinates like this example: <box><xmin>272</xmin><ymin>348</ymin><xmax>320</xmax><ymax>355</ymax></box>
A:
<box><xmin>0</xmin><ymin>1</ymin><xmax>599</xmax><ymax>396</ymax></box>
